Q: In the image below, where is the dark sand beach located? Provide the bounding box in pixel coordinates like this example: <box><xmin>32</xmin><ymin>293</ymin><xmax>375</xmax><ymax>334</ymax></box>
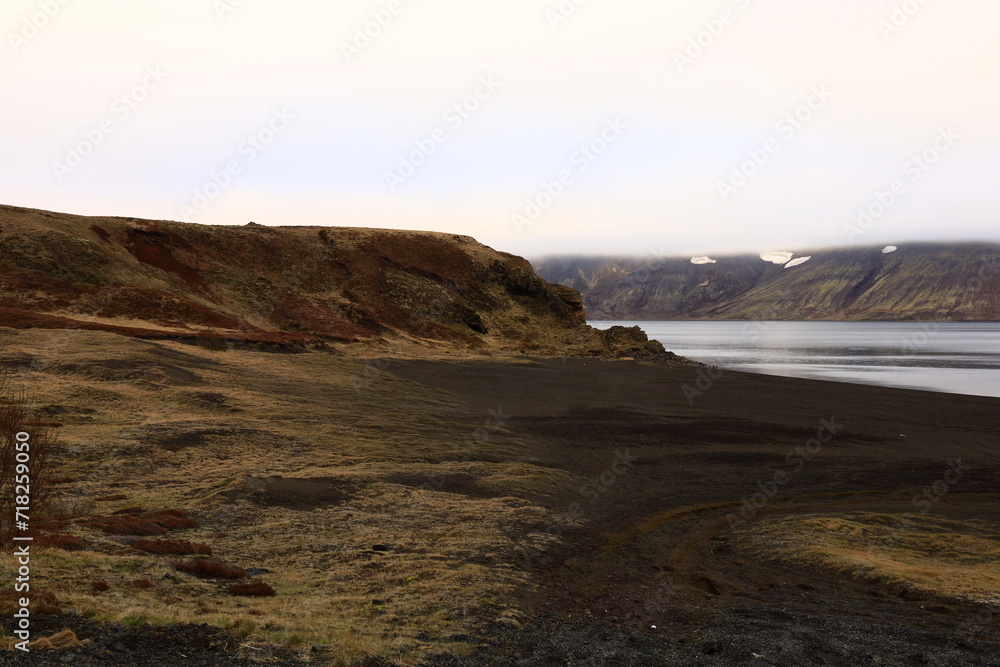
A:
<box><xmin>388</xmin><ymin>357</ymin><xmax>1000</xmax><ymax>666</ymax></box>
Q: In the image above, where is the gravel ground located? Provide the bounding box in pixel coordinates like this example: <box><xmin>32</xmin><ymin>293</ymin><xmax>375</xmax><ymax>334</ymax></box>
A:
<box><xmin>0</xmin><ymin>615</ymin><xmax>311</xmax><ymax>666</ymax></box>
<box><xmin>419</xmin><ymin>608</ymin><xmax>1000</xmax><ymax>667</ymax></box>
<box><xmin>4</xmin><ymin>608</ymin><xmax>998</xmax><ymax>666</ymax></box>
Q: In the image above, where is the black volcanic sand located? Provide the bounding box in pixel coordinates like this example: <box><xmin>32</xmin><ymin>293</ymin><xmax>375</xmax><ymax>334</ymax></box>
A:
<box><xmin>0</xmin><ymin>615</ymin><xmax>311</xmax><ymax>666</ymax></box>
<box><xmin>383</xmin><ymin>358</ymin><xmax>1000</xmax><ymax>667</ymax></box>
<box><xmin>3</xmin><ymin>357</ymin><xmax>997</xmax><ymax>666</ymax></box>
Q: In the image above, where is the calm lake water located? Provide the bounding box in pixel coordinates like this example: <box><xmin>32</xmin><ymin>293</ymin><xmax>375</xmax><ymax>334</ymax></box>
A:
<box><xmin>589</xmin><ymin>321</ymin><xmax>1000</xmax><ymax>399</ymax></box>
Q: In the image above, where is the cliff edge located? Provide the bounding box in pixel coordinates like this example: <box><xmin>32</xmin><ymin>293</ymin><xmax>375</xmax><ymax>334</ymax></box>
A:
<box><xmin>0</xmin><ymin>204</ymin><xmax>668</xmax><ymax>358</ymax></box>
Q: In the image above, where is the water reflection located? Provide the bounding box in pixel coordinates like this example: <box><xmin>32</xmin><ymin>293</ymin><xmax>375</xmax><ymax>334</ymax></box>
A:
<box><xmin>590</xmin><ymin>321</ymin><xmax>1000</xmax><ymax>398</ymax></box>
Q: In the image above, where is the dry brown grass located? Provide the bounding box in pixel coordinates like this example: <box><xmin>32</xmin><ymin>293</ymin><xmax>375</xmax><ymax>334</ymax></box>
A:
<box><xmin>0</xmin><ymin>328</ymin><xmax>567</xmax><ymax>664</ymax></box>
<box><xmin>0</xmin><ymin>589</ymin><xmax>62</xmax><ymax>615</ymax></box>
<box><xmin>134</xmin><ymin>539</ymin><xmax>212</xmax><ymax>556</ymax></box>
<box><xmin>742</xmin><ymin>511</ymin><xmax>1000</xmax><ymax>604</ymax></box>
<box><xmin>1</xmin><ymin>629</ymin><xmax>89</xmax><ymax>651</ymax></box>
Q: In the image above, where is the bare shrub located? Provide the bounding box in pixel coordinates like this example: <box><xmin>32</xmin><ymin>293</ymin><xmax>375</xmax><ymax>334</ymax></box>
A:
<box><xmin>0</xmin><ymin>371</ymin><xmax>58</xmax><ymax>544</ymax></box>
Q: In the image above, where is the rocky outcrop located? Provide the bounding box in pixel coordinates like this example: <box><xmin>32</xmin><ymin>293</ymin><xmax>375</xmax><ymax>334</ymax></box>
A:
<box><xmin>546</xmin><ymin>283</ymin><xmax>586</xmax><ymax>324</ymax></box>
<box><xmin>0</xmin><ymin>204</ymin><xmax>669</xmax><ymax>358</ymax></box>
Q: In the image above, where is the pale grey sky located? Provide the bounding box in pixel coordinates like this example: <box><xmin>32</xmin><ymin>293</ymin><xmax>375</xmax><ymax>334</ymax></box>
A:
<box><xmin>3</xmin><ymin>0</ymin><xmax>998</xmax><ymax>257</ymax></box>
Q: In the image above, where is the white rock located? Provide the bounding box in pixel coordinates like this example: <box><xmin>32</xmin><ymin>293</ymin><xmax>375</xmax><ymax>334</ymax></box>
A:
<box><xmin>691</xmin><ymin>256</ymin><xmax>717</xmax><ymax>265</ymax></box>
<box><xmin>882</xmin><ymin>245</ymin><xmax>898</xmax><ymax>254</ymax></box>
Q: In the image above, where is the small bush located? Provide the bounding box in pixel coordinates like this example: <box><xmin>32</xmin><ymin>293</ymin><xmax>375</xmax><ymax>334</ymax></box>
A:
<box><xmin>133</xmin><ymin>539</ymin><xmax>212</xmax><ymax>556</ymax></box>
<box><xmin>112</xmin><ymin>507</ymin><xmax>145</xmax><ymax>516</ymax></box>
<box><xmin>36</xmin><ymin>533</ymin><xmax>88</xmax><ymax>551</ymax></box>
<box><xmin>131</xmin><ymin>579</ymin><xmax>152</xmax><ymax>589</ymax></box>
<box><xmin>228</xmin><ymin>582</ymin><xmax>275</xmax><ymax>597</ymax></box>
<box><xmin>49</xmin><ymin>477</ymin><xmax>76</xmax><ymax>484</ymax></box>
<box><xmin>0</xmin><ymin>375</ymin><xmax>58</xmax><ymax>542</ymax></box>
<box><xmin>91</xmin><ymin>581</ymin><xmax>109</xmax><ymax>592</ymax></box>
<box><xmin>174</xmin><ymin>559</ymin><xmax>246</xmax><ymax>580</ymax></box>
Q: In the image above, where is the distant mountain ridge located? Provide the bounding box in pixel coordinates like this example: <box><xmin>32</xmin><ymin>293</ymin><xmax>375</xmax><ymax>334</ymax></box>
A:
<box><xmin>533</xmin><ymin>243</ymin><xmax>1000</xmax><ymax>321</ymax></box>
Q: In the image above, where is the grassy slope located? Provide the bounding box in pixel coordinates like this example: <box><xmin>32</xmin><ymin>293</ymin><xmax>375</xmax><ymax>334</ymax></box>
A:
<box><xmin>0</xmin><ymin>204</ymin><xmax>618</xmax><ymax>355</ymax></box>
<box><xmin>0</xmin><ymin>328</ymin><xmax>572</xmax><ymax>664</ymax></box>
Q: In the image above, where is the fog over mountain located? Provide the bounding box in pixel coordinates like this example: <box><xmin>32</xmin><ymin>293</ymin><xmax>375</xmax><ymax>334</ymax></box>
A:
<box><xmin>534</xmin><ymin>242</ymin><xmax>1000</xmax><ymax>321</ymax></box>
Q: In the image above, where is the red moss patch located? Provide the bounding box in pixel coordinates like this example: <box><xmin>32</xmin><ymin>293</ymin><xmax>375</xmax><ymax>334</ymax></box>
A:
<box><xmin>36</xmin><ymin>533</ymin><xmax>88</xmax><ymax>551</ymax></box>
<box><xmin>271</xmin><ymin>295</ymin><xmax>376</xmax><ymax>341</ymax></box>
<box><xmin>125</xmin><ymin>240</ymin><xmax>207</xmax><ymax>291</ymax></box>
<box><xmin>228</xmin><ymin>582</ymin><xmax>275</xmax><ymax>597</ymax></box>
<box><xmin>83</xmin><ymin>508</ymin><xmax>198</xmax><ymax>536</ymax></box>
<box><xmin>149</xmin><ymin>509</ymin><xmax>198</xmax><ymax>530</ymax></box>
<box><xmin>87</xmin><ymin>286</ymin><xmax>247</xmax><ymax>330</ymax></box>
<box><xmin>91</xmin><ymin>581</ymin><xmax>110</xmax><ymax>592</ymax></box>
<box><xmin>133</xmin><ymin>539</ymin><xmax>212</xmax><ymax>556</ymax></box>
<box><xmin>90</xmin><ymin>225</ymin><xmax>112</xmax><ymax>243</ymax></box>
<box><xmin>112</xmin><ymin>507</ymin><xmax>145</xmax><ymax>515</ymax></box>
<box><xmin>34</xmin><ymin>519</ymin><xmax>69</xmax><ymax>532</ymax></box>
<box><xmin>131</xmin><ymin>579</ymin><xmax>153</xmax><ymax>589</ymax></box>
<box><xmin>0</xmin><ymin>306</ymin><xmax>322</xmax><ymax>349</ymax></box>
<box><xmin>49</xmin><ymin>477</ymin><xmax>76</xmax><ymax>484</ymax></box>
<box><xmin>174</xmin><ymin>559</ymin><xmax>246</xmax><ymax>580</ymax></box>
<box><xmin>83</xmin><ymin>516</ymin><xmax>166</xmax><ymax>536</ymax></box>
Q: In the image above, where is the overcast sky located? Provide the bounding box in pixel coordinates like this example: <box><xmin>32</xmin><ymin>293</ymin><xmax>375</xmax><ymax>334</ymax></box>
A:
<box><xmin>3</xmin><ymin>0</ymin><xmax>999</xmax><ymax>258</ymax></box>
